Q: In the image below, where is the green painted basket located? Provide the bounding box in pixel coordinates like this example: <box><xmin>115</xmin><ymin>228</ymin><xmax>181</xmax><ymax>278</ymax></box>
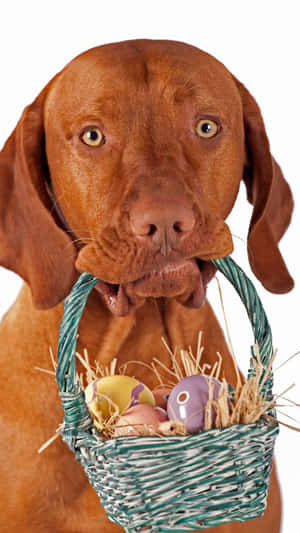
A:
<box><xmin>56</xmin><ymin>257</ymin><xmax>279</xmax><ymax>532</ymax></box>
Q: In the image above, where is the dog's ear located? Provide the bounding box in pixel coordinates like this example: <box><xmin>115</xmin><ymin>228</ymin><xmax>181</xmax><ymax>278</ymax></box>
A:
<box><xmin>0</xmin><ymin>87</ymin><xmax>77</xmax><ymax>308</ymax></box>
<box><xmin>234</xmin><ymin>78</ymin><xmax>294</xmax><ymax>293</ymax></box>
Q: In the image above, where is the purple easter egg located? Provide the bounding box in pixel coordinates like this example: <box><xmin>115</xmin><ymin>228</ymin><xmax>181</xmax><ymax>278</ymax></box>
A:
<box><xmin>167</xmin><ymin>374</ymin><xmax>223</xmax><ymax>433</ymax></box>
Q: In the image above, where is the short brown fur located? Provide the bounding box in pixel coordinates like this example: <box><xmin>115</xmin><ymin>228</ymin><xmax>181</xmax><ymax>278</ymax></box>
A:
<box><xmin>0</xmin><ymin>40</ymin><xmax>293</xmax><ymax>532</ymax></box>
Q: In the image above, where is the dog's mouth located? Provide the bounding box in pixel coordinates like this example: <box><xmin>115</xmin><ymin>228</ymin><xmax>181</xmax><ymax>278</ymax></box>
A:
<box><xmin>94</xmin><ymin>258</ymin><xmax>216</xmax><ymax>316</ymax></box>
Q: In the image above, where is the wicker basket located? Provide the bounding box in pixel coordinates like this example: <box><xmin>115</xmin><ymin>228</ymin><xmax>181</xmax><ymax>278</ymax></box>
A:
<box><xmin>56</xmin><ymin>257</ymin><xmax>279</xmax><ymax>532</ymax></box>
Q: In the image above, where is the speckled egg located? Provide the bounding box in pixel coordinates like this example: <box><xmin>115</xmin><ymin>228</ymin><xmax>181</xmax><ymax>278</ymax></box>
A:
<box><xmin>85</xmin><ymin>375</ymin><xmax>155</xmax><ymax>422</ymax></box>
<box><xmin>167</xmin><ymin>374</ymin><xmax>223</xmax><ymax>433</ymax></box>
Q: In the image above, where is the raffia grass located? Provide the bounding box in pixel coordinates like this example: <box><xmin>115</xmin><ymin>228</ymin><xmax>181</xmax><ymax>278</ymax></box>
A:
<box><xmin>152</xmin><ymin>335</ymin><xmax>280</xmax><ymax>430</ymax></box>
<box><xmin>58</xmin><ymin>332</ymin><xmax>298</xmax><ymax>439</ymax></box>
<box><xmin>37</xmin><ymin>331</ymin><xmax>300</xmax><ymax>453</ymax></box>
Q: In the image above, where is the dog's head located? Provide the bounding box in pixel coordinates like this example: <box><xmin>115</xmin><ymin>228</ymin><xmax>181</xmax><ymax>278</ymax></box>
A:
<box><xmin>0</xmin><ymin>40</ymin><xmax>294</xmax><ymax>314</ymax></box>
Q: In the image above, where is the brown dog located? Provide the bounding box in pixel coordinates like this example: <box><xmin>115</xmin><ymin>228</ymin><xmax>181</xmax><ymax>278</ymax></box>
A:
<box><xmin>0</xmin><ymin>40</ymin><xmax>293</xmax><ymax>532</ymax></box>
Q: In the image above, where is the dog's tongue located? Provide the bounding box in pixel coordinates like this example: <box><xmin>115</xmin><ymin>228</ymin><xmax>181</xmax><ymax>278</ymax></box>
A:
<box><xmin>182</xmin><ymin>261</ymin><xmax>216</xmax><ymax>308</ymax></box>
<box><xmin>95</xmin><ymin>281</ymin><xmax>130</xmax><ymax>316</ymax></box>
<box><xmin>105</xmin><ymin>285</ymin><xmax>130</xmax><ymax>316</ymax></box>
<box><xmin>176</xmin><ymin>274</ymin><xmax>206</xmax><ymax>309</ymax></box>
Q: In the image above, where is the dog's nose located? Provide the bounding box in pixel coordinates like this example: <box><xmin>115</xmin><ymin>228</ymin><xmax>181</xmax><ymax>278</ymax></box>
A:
<box><xmin>129</xmin><ymin>197</ymin><xmax>195</xmax><ymax>255</ymax></box>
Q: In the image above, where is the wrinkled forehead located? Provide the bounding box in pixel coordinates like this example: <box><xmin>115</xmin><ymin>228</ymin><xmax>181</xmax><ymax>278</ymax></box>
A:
<box><xmin>45</xmin><ymin>40</ymin><xmax>242</xmax><ymax>127</ymax></box>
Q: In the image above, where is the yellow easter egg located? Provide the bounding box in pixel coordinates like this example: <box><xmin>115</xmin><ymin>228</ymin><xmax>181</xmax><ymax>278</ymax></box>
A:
<box><xmin>84</xmin><ymin>375</ymin><xmax>155</xmax><ymax>422</ymax></box>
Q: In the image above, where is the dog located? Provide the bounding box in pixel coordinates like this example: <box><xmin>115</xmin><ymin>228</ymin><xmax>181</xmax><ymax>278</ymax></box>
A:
<box><xmin>0</xmin><ymin>39</ymin><xmax>293</xmax><ymax>532</ymax></box>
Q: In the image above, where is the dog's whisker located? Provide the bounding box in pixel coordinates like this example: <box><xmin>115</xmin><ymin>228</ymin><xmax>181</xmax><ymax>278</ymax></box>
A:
<box><xmin>231</xmin><ymin>233</ymin><xmax>246</xmax><ymax>245</ymax></box>
<box><xmin>70</xmin><ymin>237</ymin><xmax>99</xmax><ymax>245</ymax></box>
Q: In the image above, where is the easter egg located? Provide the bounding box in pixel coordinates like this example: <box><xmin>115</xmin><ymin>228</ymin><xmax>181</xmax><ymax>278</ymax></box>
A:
<box><xmin>152</xmin><ymin>387</ymin><xmax>172</xmax><ymax>409</ymax></box>
<box><xmin>85</xmin><ymin>375</ymin><xmax>155</xmax><ymax>422</ymax></box>
<box><xmin>113</xmin><ymin>404</ymin><xmax>162</xmax><ymax>437</ymax></box>
<box><xmin>154</xmin><ymin>406</ymin><xmax>168</xmax><ymax>422</ymax></box>
<box><xmin>167</xmin><ymin>374</ymin><xmax>223</xmax><ymax>434</ymax></box>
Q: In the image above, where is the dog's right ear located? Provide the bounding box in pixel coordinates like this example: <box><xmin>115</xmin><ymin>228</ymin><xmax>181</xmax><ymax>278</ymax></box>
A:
<box><xmin>0</xmin><ymin>87</ymin><xmax>77</xmax><ymax>309</ymax></box>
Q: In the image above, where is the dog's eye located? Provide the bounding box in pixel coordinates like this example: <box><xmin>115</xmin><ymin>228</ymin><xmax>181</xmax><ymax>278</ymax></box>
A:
<box><xmin>81</xmin><ymin>127</ymin><xmax>104</xmax><ymax>147</ymax></box>
<box><xmin>196</xmin><ymin>119</ymin><xmax>219</xmax><ymax>139</ymax></box>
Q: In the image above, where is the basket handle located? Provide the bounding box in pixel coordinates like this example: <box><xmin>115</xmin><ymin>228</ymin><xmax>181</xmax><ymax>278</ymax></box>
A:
<box><xmin>212</xmin><ymin>257</ymin><xmax>273</xmax><ymax>400</ymax></box>
<box><xmin>56</xmin><ymin>256</ymin><xmax>274</xmax><ymax>433</ymax></box>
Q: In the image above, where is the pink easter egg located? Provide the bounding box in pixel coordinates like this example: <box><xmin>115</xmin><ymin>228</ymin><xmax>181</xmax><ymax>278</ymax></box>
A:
<box><xmin>154</xmin><ymin>406</ymin><xmax>168</xmax><ymax>422</ymax></box>
<box><xmin>113</xmin><ymin>404</ymin><xmax>161</xmax><ymax>437</ymax></box>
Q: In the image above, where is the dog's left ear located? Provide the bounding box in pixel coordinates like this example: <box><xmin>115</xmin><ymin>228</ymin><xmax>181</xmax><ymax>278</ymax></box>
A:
<box><xmin>234</xmin><ymin>78</ymin><xmax>294</xmax><ymax>293</ymax></box>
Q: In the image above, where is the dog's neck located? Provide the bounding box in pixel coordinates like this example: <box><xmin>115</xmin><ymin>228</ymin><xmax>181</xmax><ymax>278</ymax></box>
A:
<box><xmin>7</xmin><ymin>281</ymin><xmax>235</xmax><ymax>392</ymax></box>
<box><xmin>74</xmin><ymin>289</ymin><xmax>179</xmax><ymax>389</ymax></box>
<box><xmin>66</xmin><ymin>287</ymin><xmax>234</xmax><ymax>390</ymax></box>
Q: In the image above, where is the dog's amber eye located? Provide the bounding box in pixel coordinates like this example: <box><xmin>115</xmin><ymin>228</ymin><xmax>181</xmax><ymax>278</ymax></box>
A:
<box><xmin>81</xmin><ymin>127</ymin><xmax>104</xmax><ymax>147</ymax></box>
<box><xmin>196</xmin><ymin>119</ymin><xmax>219</xmax><ymax>139</ymax></box>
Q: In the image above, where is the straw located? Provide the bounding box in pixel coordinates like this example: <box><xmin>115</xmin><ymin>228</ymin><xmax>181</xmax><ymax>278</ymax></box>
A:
<box><xmin>36</xmin><ymin>332</ymin><xmax>300</xmax><ymax>451</ymax></box>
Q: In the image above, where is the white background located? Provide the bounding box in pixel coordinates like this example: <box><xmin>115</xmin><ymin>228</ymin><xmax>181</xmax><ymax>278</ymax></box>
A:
<box><xmin>0</xmin><ymin>1</ymin><xmax>299</xmax><ymax>531</ymax></box>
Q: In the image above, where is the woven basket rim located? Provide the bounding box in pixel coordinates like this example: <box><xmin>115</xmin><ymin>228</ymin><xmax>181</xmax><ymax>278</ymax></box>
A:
<box><xmin>62</xmin><ymin>416</ymin><xmax>279</xmax><ymax>445</ymax></box>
